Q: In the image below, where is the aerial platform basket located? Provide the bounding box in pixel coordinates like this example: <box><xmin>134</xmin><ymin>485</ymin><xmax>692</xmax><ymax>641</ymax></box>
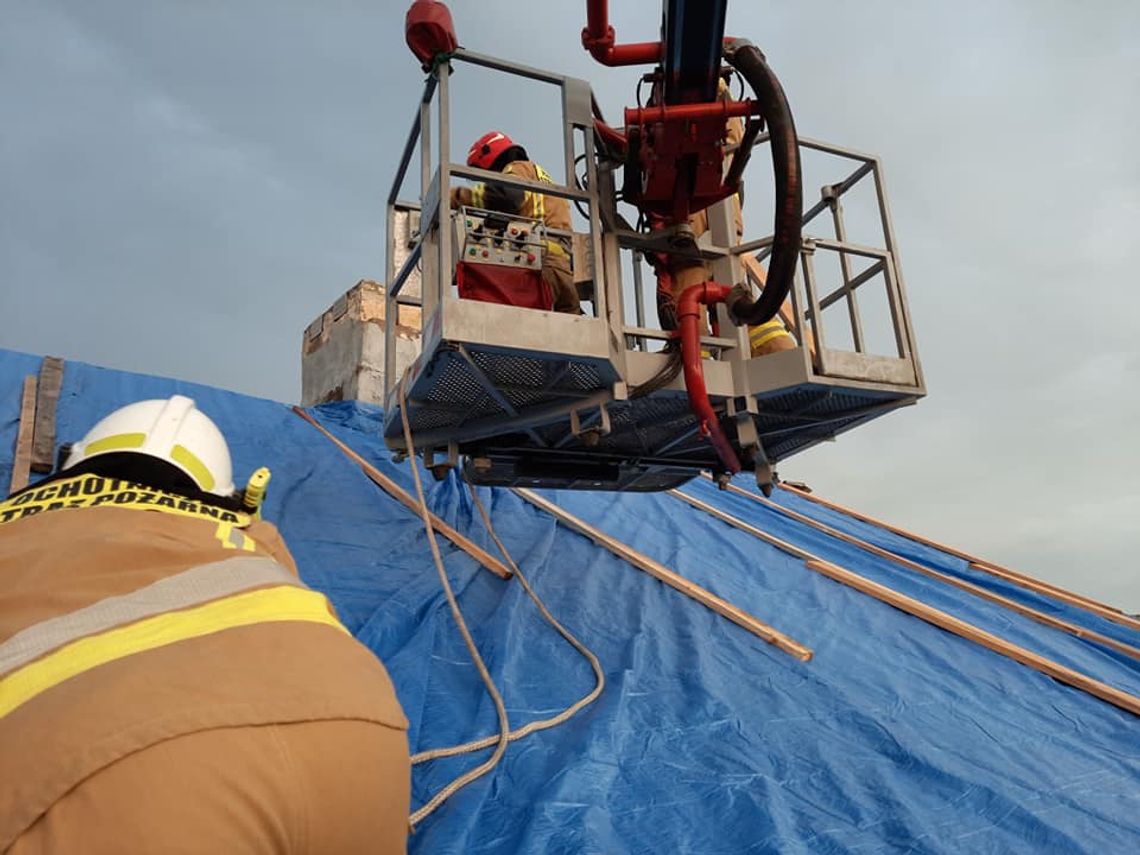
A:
<box><xmin>382</xmin><ymin>50</ymin><xmax>924</xmax><ymax>492</ymax></box>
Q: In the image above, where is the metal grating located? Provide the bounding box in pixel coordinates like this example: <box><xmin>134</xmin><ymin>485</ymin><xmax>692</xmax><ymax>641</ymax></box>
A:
<box><xmin>406</xmin><ymin>407</ymin><xmax>461</xmax><ymax>433</ymax></box>
<box><xmin>388</xmin><ymin>344</ymin><xmax>612</xmax><ymax>442</ymax></box>
<box><xmin>469</xmin><ymin>349</ymin><xmax>546</xmax><ymax>389</ymax></box>
<box><xmin>766</xmin><ymin>415</ymin><xmax>863</xmax><ymax>460</ymax></box>
<box><xmin>423</xmin><ymin>356</ymin><xmax>487</xmax><ymax>404</ymax></box>
<box><xmin>568</xmin><ymin>362</ymin><xmax>603</xmax><ymax>390</ymax></box>
<box><xmin>584</xmin><ymin>395</ymin><xmax>700</xmax><ymax>460</ymax></box>
<box><xmin>531</xmin><ymin>395</ymin><xmax>698</xmax><ymax>456</ymax></box>
<box><xmin>756</xmin><ymin>387</ymin><xmax>823</xmax><ymax>413</ymax></box>
<box><xmin>389</xmin><ymin>338</ymin><xmax>917</xmax><ymax>489</ymax></box>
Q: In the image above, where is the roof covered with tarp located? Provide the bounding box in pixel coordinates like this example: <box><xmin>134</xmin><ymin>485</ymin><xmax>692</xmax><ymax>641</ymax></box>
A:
<box><xmin>2</xmin><ymin>347</ymin><xmax>1138</xmax><ymax>853</ymax></box>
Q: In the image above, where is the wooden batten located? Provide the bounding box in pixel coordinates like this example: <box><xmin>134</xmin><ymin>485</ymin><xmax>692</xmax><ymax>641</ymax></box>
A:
<box><xmin>292</xmin><ymin>407</ymin><xmax>512</xmax><ymax>580</ymax></box>
<box><xmin>513</xmin><ymin>487</ymin><xmax>812</xmax><ymax>661</ymax></box>
<box><xmin>719</xmin><ymin>479</ymin><xmax>1140</xmax><ymax>660</ymax></box>
<box><xmin>30</xmin><ymin>357</ymin><xmax>64</xmax><ymax>474</ymax></box>
<box><xmin>670</xmin><ymin>487</ymin><xmax>1140</xmax><ymax>718</ymax></box>
<box><xmin>778</xmin><ymin>483</ymin><xmax>1140</xmax><ymax>633</ymax></box>
<box><xmin>802</xmin><ymin>558</ymin><xmax>1140</xmax><ymax>718</ymax></box>
<box><xmin>8</xmin><ymin>376</ymin><xmax>38</xmax><ymax>494</ymax></box>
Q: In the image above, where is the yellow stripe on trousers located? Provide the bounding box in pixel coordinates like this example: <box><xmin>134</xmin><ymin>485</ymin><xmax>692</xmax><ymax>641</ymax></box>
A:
<box><xmin>0</xmin><ymin>586</ymin><xmax>347</xmax><ymax>718</ymax></box>
<box><xmin>749</xmin><ymin>321</ymin><xmax>791</xmax><ymax>350</ymax></box>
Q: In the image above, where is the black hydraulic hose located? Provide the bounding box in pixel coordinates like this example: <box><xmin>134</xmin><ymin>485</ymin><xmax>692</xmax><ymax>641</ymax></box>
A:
<box><xmin>723</xmin><ymin>39</ymin><xmax>802</xmax><ymax>327</ymax></box>
<box><xmin>723</xmin><ymin>117</ymin><xmax>762</xmax><ymax>191</ymax></box>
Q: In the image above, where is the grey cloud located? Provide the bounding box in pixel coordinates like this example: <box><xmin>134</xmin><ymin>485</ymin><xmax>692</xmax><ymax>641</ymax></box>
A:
<box><xmin>2</xmin><ymin>1</ymin><xmax>1137</xmax><ymax>609</ymax></box>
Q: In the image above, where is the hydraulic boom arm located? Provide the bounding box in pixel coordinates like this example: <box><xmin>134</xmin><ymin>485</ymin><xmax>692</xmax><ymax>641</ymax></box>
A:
<box><xmin>582</xmin><ymin>0</ymin><xmax>803</xmax><ymax>475</ymax></box>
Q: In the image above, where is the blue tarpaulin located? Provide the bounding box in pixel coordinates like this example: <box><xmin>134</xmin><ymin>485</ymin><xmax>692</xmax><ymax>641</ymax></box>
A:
<box><xmin>3</xmin><ymin>348</ymin><xmax>1138</xmax><ymax>853</ymax></box>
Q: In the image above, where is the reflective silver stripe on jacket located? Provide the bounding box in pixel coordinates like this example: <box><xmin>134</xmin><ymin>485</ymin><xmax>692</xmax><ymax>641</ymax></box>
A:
<box><xmin>0</xmin><ymin>556</ymin><xmax>299</xmax><ymax>678</ymax></box>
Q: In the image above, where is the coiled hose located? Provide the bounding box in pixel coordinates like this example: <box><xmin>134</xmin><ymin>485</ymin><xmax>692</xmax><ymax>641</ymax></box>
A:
<box><xmin>723</xmin><ymin>39</ymin><xmax>802</xmax><ymax>327</ymax></box>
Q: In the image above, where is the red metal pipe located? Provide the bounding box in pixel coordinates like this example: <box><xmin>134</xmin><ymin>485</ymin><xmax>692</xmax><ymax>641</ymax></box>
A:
<box><xmin>593</xmin><ymin>118</ymin><xmax>628</xmax><ymax>154</ymax></box>
<box><xmin>592</xmin><ymin>41</ymin><xmax>663</xmax><ymax>66</ymax></box>
<box><xmin>676</xmin><ymin>281</ymin><xmax>741</xmax><ymax>474</ymax></box>
<box><xmin>584</xmin><ymin>0</ymin><xmax>609</xmax><ymax>38</ymax></box>
<box><xmin>624</xmin><ymin>99</ymin><xmax>757</xmax><ymax>127</ymax></box>
<box><xmin>581</xmin><ymin>0</ymin><xmax>662</xmax><ymax>66</ymax></box>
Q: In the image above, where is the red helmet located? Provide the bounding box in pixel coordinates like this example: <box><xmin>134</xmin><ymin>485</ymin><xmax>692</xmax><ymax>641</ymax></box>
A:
<box><xmin>467</xmin><ymin>131</ymin><xmax>516</xmax><ymax>170</ymax></box>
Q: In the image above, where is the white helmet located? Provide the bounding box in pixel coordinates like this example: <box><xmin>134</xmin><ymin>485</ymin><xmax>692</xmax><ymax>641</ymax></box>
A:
<box><xmin>64</xmin><ymin>395</ymin><xmax>236</xmax><ymax>497</ymax></box>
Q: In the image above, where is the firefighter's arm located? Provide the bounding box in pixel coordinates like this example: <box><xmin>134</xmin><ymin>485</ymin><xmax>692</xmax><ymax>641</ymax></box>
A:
<box><xmin>450</xmin><ymin>186</ymin><xmax>475</xmax><ymax>209</ymax></box>
<box><xmin>482</xmin><ymin>163</ymin><xmax>526</xmax><ymax>213</ymax></box>
<box><xmin>451</xmin><ymin>163</ymin><xmax>529</xmax><ymax>212</ymax></box>
<box><xmin>450</xmin><ymin>181</ymin><xmax>524</xmax><ymax>213</ymax></box>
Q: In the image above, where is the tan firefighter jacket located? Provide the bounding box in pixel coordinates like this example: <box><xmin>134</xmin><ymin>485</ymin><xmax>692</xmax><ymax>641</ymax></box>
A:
<box><xmin>0</xmin><ymin>472</ymin><xmax>407</xmax><ymax>847</ymax></box>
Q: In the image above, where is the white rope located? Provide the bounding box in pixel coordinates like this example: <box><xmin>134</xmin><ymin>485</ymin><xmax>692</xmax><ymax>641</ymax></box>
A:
<box><xmin>399</xmin><ymin>377</ymin><xmax>605</xmax><ymax>826</ymax></box>
<box><xmin>410</xmin><ymin>480</ymin><xmax>605</xmax><ymax>763</ymax></box>
<box><xmin>400</xmin><ymin>377</ymin><xmax>511</xmax><ymax>828</ymax></box>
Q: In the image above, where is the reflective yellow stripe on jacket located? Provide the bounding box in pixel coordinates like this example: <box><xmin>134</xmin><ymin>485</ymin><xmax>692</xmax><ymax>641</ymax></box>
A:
<box><xmin>528</xmin><ymin>164</ymin><xmax>553</xmax><ymax>220</ymax></box>
<box><xmin>0</xmin><ymin>579</ymin><xmax>346</xmax><ymax>718</ymax></box>
<box><xmin>749</xmin><ymin>320</ymin><xmax>793</xmax><ymax>352</ymax></box>
<box><xmin>530</xmin><ymin>164</ymin><xmax>573</xmax><ymax>260</ymax></box>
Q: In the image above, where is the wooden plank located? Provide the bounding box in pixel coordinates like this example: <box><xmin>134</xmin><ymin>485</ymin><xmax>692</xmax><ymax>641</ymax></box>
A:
<box><xmin>778</xmin><ymin>483</ymin><xmax>1140</xmax><ymax>633</ymax></box>
<box><xmin>30</xmin><ymin>357</ymin><xmax>64</xmax><ymax>473</ymax></box>
<box><xmin>512</xmin><ymin>487</ymin><xmax>812</xmax><ymax>661</ymax></box>
<box><xmin>717</xmin><ymin>478</ymin><xmax>1140</xmax><ymax>660</ymax></box>
<box><xmin>291</xmin><ymin>407</ymin><xmax>512</xmax><ymax>580</ymax></box>
<box><xmin>8</xmin><ymin>376</ymin><xmax>38</xmax><ymax>494</ymax></box>
<box><xmin>802</xmin><ymin>559</ymin><xmax>1140</xmax><ymax>718</ymax></box>
<box><xmin>668</xmin><ymin>488</ymin><xmax>1140</xmax><ymax>717</ymax></box>
<box><xmin>740</xmin><ymin>254</ymin><xmax>817</xmax><ymax>358</ymax></box>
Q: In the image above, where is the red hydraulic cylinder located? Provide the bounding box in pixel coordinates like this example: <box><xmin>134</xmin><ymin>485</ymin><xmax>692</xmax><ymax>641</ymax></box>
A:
<box><xmin>624</xmin><ymin>99</ymin><xmax>757</xmax><ymax>128</ymax></box>
<box><xmin>676</xmin><ymin>281</ymin><xmax>742</xmax><ymax>475</ymax></box>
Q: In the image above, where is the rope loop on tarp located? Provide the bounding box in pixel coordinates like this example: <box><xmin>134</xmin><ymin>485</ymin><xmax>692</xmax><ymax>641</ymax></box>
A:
<box><xmin>399</xmin><ymin>375</ymin><xmax>511</xmax><ymax>827</ymax></box>
<box><xmin>399</xmin><ymin>376</ymin><xmax>604</xmax><ymax>828</ymax></box>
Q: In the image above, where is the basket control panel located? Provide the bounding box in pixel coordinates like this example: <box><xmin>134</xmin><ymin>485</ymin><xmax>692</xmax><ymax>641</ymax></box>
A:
<box><xmin>455</xmin><ymin>208</ymin><xmax>545</xmax><ymax>270</ymax></box>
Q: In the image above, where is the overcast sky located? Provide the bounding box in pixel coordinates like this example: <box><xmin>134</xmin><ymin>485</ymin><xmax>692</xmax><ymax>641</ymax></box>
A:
<box><xmin>2</xmin><ymin>1</ymin><xmax>1137</xmax><ymax>610</ymax></box>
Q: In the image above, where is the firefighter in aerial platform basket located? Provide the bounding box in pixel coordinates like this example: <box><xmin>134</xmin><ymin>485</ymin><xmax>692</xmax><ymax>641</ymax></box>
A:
<box><xmin>450</xmin><ymin>130</ymin><xmax>581</xmax><ymax>313</ymax></box>
<box><xmin>656</xmin><ymin>79</ymin><xmax>798</xmax><ymax>358</ymax></box>
<box><xmin>0</xmin><ymin>396</ymin><xmax>409</xmax><ymax>854</ymax></box>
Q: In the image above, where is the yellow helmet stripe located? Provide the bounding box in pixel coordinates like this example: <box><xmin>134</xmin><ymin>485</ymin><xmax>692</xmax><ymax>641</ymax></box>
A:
<box><xmin>73</xmin><ymin>433</ymin><xmax>218</xmax><ymax>493</ymax></box>
<box><xmin>82</xmin><ymin>432</ymin><xmax>147</xmax><ymax>456</ymax></box>
<box><xmin>171</xmin><ymin>444</ymin><xmax>216</xmax><ymax>492</ymax></box>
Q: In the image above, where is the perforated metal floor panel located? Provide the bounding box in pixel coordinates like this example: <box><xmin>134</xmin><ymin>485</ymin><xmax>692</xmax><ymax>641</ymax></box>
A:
<box><xmin>385</xmin><ymin>343</ymin><xmax>616</xmax><ymax>448</ymax></box>
<box><xmin>386</xmin><ymin>344</ymin><xmax>917</xmax><ymax>491</ymax></box>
